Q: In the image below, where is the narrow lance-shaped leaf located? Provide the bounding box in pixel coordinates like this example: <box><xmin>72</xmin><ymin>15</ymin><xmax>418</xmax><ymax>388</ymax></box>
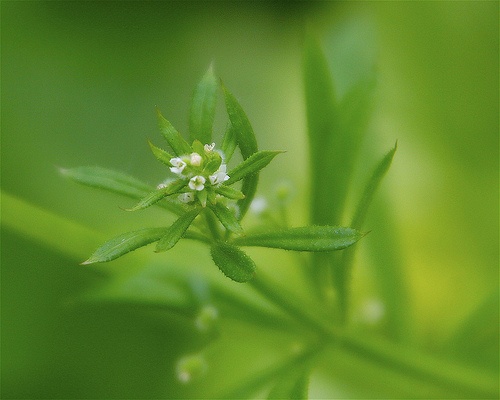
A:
<box><xmin>126</xmin><ymin>179</ymin><xmax>186</xmax><ymax>211</ymax></box>
<box><xmin>189</xmin><ymin>64</ymin><xmax>217</xmax><ymax>144</ymax></box>
<box><xmin>233</xmin><ymin>226</ymin><xmax>363</xmax><ymax>252</ymax></box>
<box><xmin>214</xmin><ymin>185</ymin><xmax>245</xmax><ymax>200</ymax></box>
<box><xmin>221</xmin><ymin>122</ymin><xmax>237</xmax><ymax>163</ymax></box>
<box><xmin>225</xmin><ymin>150</ymin><xmax>284</xmax><ymax>185</ymax></box>
<box><xmin>60</xmin><ymin>166</ymin><xmax>188</xmax><ymax>216</ymax></box>
<box><xmin>148</xmin><ymin>140</ymin><xmax>174</xmax><ymax>166</ymax></box>
<box><xmin>351</xmin><ymin>141</ymin><xmax>397</xmax><ymax>229</ymax></box>
<box><xmin>156</xmin><ymin>108</ymin><xmax>192</xmax><ymax>156</ymax></box>
<box><xmin>82</xmin><ymin>228</ymin><xmax>167</xmax><ymax>264</ymax></box>
<box><xmin>210</xmin><ymin>241</ymin><xmax>256</xmax><ymax>283</ymax></box>
<box><xmin>303</xmin><ymin>34</ymin><xmax>339</xmax><ymax>226</ymax></box>
<box><xmin>222</xmin><ymin>83</ymin><xmax>258</xmax><ymax>159</ymax></box>
<box><xmin>222</xmin><ymin>83</ymin><xmax>259</xmax><ymax>219</ymax></box>
<box><xmin>60</xmin><ymin>166</ymin><xmax>152</xmax><ymax>198</ymax></box>
<box><xmin>155</xmin><ymin>208</ymin><xmax>201</xmax><ymax>252</ymax></box>
<box><xmin>209</xmin><ymin>202</ymin><xmax>244</xmax><ymax>235</ymax></box>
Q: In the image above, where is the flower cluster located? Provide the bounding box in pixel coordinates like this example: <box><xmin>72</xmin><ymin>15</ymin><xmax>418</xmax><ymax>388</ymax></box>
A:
<box><xmin>159</xmin><ymin>140</ymin><xmax>232</xmax><ymax>207</ymax></box>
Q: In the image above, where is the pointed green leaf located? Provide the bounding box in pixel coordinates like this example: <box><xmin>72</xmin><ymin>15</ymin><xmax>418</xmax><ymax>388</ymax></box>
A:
<box><xmin>222</xmin><ymin>83</ymin><xmax>260</xmax><ymax>220</ymax></box>
<box><xmin>189</xmin><ymin>64</ymin><xmax>217</xmax><ymax>144</ymax></box>
<box><xmin>155</xmin><ymin>208</ymin><xmax>201</xmax><ymax>252</ymax></box>
<box><xmin>351</xmin><ymin>141</ymin><xmax>397</xmax><ymax>229</ymax></box>
<box><xmin>60</xmin><ymin>166</ymin><xmax>152</xmax><ymax>198</ymax></box>
<box><xmin>221</xmin><ymin>123</ymin><xmax>237</xmax><ymax>162</ymax></box>
<box><xmin>209</xmin><ymin>202</ymin><xmax>243</xmax><ymax>234</ymax></box>
<box><xmin>233</xmin><ymin>226</ymin><xmax>363</xmax><ymax>252</ymax></box>
<box><xmin>82</xmin><ymin>228</ymin><xmax>167</xmax><ymax>264</ymax></box>
<box><xmin>126</xmin><ymin>179</ymin><xmax>186</xmax><ymax>211</ymax></box>
<box><xmin>226</xmin><ymin>150</ymin><xmax>284</xmax><ymax>185</ymax></box>
<box><xmin>222</xmin><ymin>83</ymin><xmax>258</xmax><ymax>159</ymax></box>
<box><xmin>214</xmin><ymin>184</ymin><xmax>245</xmax><ymax>200</ymax></box>
<box><xmin>60</xmin><ymin>166</ymin><xmax>188</xmax><ymax>215</ymax></box>
<box><xmin>148</xmin><ymin>140</ymin><xmax>174</xmax><ymax>166</ymax></box>
<box><xmin>303</xmin><ymin>34</ymin><xmax>339</xmax><ymax>225</ymax></box>
<box><xmin>210</xmin><ymin>241</ymin><xmax>255</xmax><ymax>283</ymax></box>
<box><xmin>156</xmin><ymin>108</ymin><xmax>192</xmax><ymax>156</ymax></box>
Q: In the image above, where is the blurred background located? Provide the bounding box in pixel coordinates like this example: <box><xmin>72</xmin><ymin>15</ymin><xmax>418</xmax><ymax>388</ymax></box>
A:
<box><xmin>2</xmin><ymin>1</ymin><xmax>498</xmax><ymax>398</ymax></box>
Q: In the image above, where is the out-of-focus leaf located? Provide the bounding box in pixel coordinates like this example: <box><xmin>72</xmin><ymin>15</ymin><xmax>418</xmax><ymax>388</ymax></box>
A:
<box><xmin>222</xmin><ymin>83</ymin><xmax>258</xmax><ymax>219</ymax></box>
<box><xmin>221</xmin><ymin>123</ymin><xmax>237</xmax><ymax>163</ymax></box>
<box><xmin>155</xmin><ymin>208</ymin><xmax>201</xmax><ymax>252</ymax></box>
<box><xmin>303</xmin><ymin>34</ymin><xmax>339</xmax><ymax>226</ymax></box>
<box><xmin>214</xmin><ymin>185</ymin><xmax>245</xmax><ymax>200</ymax></box>
<box><xmin>126</xmin><ymin>179</ymin><xmax>185</xmax><ymax>211</ymax></box>
<box><xmin>351</xmin><ymin>142</ymin><xmax>397</xmax><ymax>229</ymax></box>
<box><xmin>267</xmin><ymin>367</ymin><xmax>310</xmax><ymax>399</ymax></box>
<box><xmin>209</xmin><ymin>203</ymin><xmax>243</xmax><ymax>235</ymax></box>
<box><xmin>303</xmin><ymin>34</ymin><xmax>374</xmax><ymax>226</ymax></box>
<box><xmin>446</xmin><ymin>289</ymin><xmax>499</xmax><ymax>371</ymax></box>
<box><xmin>156</xmin><ymin>108</ymin><xmax>192</xmax><ymax>156</ymax></box>
<box><xmin>148</xmin><ymin>140</ymin><xmax>173</xmax><ymax>166</ymax></box>
<box><xmin>189</xmin><ymin>64</ymin><xmax>217</xmax><ymax>144</ymax></box>
<box><xmin>60</xmin><ymin>166</ymin><xmax>187</xmax><ymax>215</ymax></box>
<box><xmin>226</xmin><ymin>151</ymin><xmax>284</xmax><ymax>185</ymax></box>
<box><xmin>336</xmin><ymin>143</ymin><xmax>397</xmax><ymax>322</ymax></box>
<box><xmin>210</xmin><ymin>241</ymin><xmax>255</xmax><ymax>283</ymax></box>
<box><xmin>82</xmin><ymin>228</ymin><xmax>167</xmax><ymax>264</ymax></box>
<box><xmin>233</xmin><ymin>226</ymin><xmax>363</xmax><ymax>252</ymax></box>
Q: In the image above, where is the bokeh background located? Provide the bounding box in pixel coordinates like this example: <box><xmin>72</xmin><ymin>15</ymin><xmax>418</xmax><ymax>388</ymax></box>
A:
<box><xmin>2</xmin><ymin>1</ymin><xmax>498</xmax><ymax>398</ymax></box>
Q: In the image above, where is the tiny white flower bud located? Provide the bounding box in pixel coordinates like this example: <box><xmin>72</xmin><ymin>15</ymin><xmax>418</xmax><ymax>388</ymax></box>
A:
<box><xmin>189</xmin><ymin>175</ymin><xmax>206</xmax><ymax>191</ymax></box>
<box><xmin>190</xmin><ymin>152</ymin><xmax>202</xmax><ymax>166</ymax></box>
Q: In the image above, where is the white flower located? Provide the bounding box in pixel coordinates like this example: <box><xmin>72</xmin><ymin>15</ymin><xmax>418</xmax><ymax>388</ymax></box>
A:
<box><xmin>209</xmin><ymin>164</ymin><xmax>230</xmax><ymax>185</ymax></box>
<box><xmin>190</xmin><ymin>152</ymin><xmax>202</xmax><ymax>166</ymax></box>
<box><xmin>178</xmin><ymin>192</ymin><xmax>195</xmax><ymax>203</ymax></box>
<box><xmin>170</xmin><ymin>157</ymin><xmax>186</xmax><ymax>175</ymax></box>
<box><xmin>204</xmin><ymin>142</ymin><xmax>215</xmax><ymax>153</ymax></box>
<box><xmin>189</xmin><ymin>175</ymin><xmax>206</xmax><ymax>191</ymax></box>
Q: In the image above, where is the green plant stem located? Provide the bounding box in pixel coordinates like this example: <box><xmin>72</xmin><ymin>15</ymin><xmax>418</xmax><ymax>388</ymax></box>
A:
<box><xmin>250</xmin><ymin>272</ymin><xmax>498</xmax><ymax>398</ymax></box>
<box><xmin>219</xmin><ymin>341</ymin><xmax>324</xmax><ymax>398</ymax></box>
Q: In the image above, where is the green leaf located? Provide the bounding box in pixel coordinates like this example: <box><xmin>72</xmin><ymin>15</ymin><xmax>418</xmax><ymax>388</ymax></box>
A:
<box><xmin>226</xmin><ymin>150</ymin><xmax>284</xmax><ymax>185</ymax></box>
<box><xmin>155</xmin><ymin>208</ymin><xmax>201</xmax><ymax>252</ymax></box>
<box><xmin>233</xmin><ymin>226</ymin><xmax>363</xmax><ymax>252</ymax></box>
<box><xmin>351</xmin><ymin>142</ymin><xmax>397</xmax><ymax>228</ymax></box>
<box><xmin>214</xmin><ymin>184</ymin><xmax>245</xmax><ymax>200</ymax></box>
<box><xmin>222</xmin><ymin>83</ymin><xmax>258</xmax><ymax>159</ymax></box>
<box><xmin>82</xmin><ymin>228</ymin><xmax>167</xmax><ymax>264</ymax></box>
<box><xmin>189</xmin><ymin>64</ymin><xmax>217</xmax><ymax>144</ymax></box>
<box><xmin>210</xmin><ymin>241</ymin><xmax>255</xmax><ymax>283</ymax></box>
<box><xmin>221</xmin><ymin>122</ymin><xmax>237</xmax><ymax>163</ymax></box>
<box><xmin>222</xmin><ymin>83</ymin><xmax>259</xmax><ymax>219</ymax></box>
<box><xmin>209</xmin><ymin>203</ymin><xmax>243</xmax><ymax>235</ymax></box>
<box><xmin>61</xmin><ymin>166</ymin><xmax>188</xmax><ymax>216</ymax></box>
<box><xmin>148</xmin><ymin>140</ymin><xmax>174</xmax><ymax>166</ymax></box>
<box><xmin>60</xmin><ymin>166</ymin><xmax>152</xmax><ymax>198</ymax></box>
<box><xmin>126</xmin><ymin>179</ymin><xmax>186</xmax><ymax>211</ymax></box>
<box><xmin>156</xmin><ymin>108</ymin><xmax>192</xmax><ymax>156</ymax></box>
<box><xmin>303</xmin><ymin>34</ymin><xmax>339</xmax><ymax>226</ymax></box>
<box><xmin>304</xmin><ymin>34</ymin><xmax>373</xmax><ymax>226</ymax></box>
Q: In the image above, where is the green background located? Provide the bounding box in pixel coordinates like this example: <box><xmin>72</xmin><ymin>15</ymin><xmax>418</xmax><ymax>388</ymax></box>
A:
<box><xmin>2</xmin><ymin>1</ymin><xmax>498</xmax><ymax>398</ymax></box>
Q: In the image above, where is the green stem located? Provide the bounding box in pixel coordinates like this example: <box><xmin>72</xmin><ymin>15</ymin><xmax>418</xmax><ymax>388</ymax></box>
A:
<box><xmin>250</xmin><ymin>271</ymin><xmax>498</xmax><ymax>399</ymax></box>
